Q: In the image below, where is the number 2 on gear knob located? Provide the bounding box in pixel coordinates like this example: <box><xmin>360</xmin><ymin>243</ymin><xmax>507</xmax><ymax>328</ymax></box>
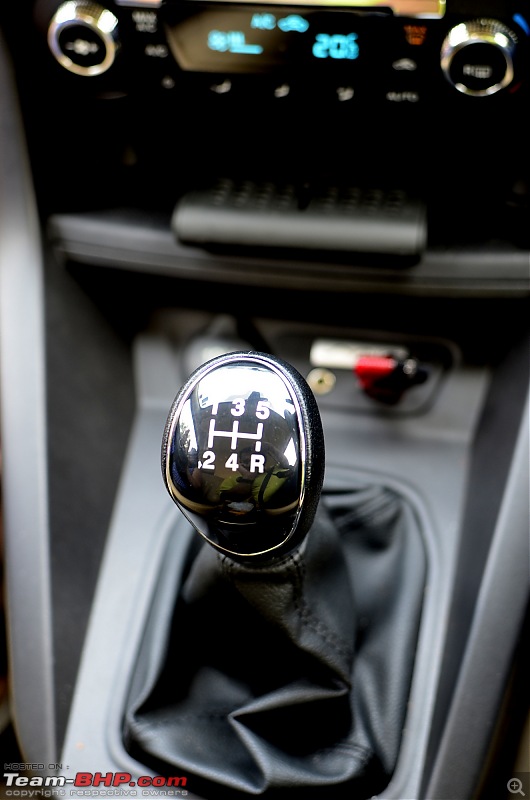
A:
<box><xmin>161</xmin><ymin>351</ymin><xmax>325</xmax><ymax>563</ymax></box>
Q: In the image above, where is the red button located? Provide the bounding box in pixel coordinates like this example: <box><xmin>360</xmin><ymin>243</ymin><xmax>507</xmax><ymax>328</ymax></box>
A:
<box><xmin>353</xmin><ymin>355</ymin><xmax>397</xmax><ymax>390</ymax></box>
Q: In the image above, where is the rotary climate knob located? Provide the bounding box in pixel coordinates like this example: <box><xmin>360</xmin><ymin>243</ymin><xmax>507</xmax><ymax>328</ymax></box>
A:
<box><xmin>48</xmin><ymin>1</ymin><xmax>119</xmax><ymax>76</ymax></box>
<box><xmin>441</xmin><ymin>18</ymin><xmax>518</xmax><ymax>96</ymax></box>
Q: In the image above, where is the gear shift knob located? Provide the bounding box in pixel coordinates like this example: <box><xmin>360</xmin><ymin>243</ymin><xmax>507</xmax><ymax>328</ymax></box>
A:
<box><xmin>162</xmin><ymin>351</ymin><xmax>325</xmax><ymax>563</ymax></box>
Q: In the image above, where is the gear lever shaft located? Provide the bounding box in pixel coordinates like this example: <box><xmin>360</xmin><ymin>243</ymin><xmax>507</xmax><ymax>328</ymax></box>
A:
<box><xmin>162</xmin><ymin>351</ymin><xmax>325</xmax><ymax>563</ymax></box>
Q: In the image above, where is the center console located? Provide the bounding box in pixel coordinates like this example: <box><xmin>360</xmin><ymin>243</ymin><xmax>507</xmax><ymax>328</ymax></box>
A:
<box><xmin>0</xmin><ymin>0</ymin><xmax>528</xmax><ymax>797</ymax></box>
<box><xmin>26</xmin><ymin>0</ymin><xmax>530</xmax><ymax>279</ymax></box>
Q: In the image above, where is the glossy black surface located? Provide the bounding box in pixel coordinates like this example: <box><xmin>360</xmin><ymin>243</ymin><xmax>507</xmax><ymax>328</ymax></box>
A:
<box><xmin>162</xmin><ymin>351</ymin><xmax>324</xmax><ymax>561</ymax></box>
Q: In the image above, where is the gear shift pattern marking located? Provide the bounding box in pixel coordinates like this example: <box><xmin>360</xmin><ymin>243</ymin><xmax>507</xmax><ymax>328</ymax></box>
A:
<box><xmin>162</xmin><ymin>351</ymin><xmax>325</xmax><ymax>563</ymax></box>
<box><xmin>206</xmin><ymin>417</ymin><xmax>264</xmax><ymax>453</ymax></box>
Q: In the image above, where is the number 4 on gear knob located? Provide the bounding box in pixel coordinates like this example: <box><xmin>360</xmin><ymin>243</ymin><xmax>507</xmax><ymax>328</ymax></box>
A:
<box><xmin>161</xmin><ymin>351</ymin><xmax>325</xmax><ymax>564</ymax></box>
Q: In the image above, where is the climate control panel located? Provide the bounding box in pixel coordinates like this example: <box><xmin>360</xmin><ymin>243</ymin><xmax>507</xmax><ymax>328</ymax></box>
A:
<box><xmin>40</xmin><ymin>0</ymin><xmax>529</xmax><ymax>105</ymax></box>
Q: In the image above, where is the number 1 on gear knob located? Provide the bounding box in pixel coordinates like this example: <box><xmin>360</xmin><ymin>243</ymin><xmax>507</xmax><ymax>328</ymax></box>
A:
<box><xmin>161</xmin><ymin>351</ymin><xmax>325</xmax><ymax>563</ymax></box>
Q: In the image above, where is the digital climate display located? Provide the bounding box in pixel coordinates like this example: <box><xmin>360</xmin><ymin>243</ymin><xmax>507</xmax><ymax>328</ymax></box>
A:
<box><xmin>166</xmin><ymin>6</ymin><xmax>387</xmax><ymax>73</ymax></box>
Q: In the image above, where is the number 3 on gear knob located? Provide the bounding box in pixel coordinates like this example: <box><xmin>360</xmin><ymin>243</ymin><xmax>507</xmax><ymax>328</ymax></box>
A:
<box><xmin>161</xmin><ymin>351</ymin><xmax>325</xmax><ymax>564</ymax></box>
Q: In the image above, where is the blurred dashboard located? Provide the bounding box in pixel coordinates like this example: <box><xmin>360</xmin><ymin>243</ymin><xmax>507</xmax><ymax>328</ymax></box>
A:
<box><xmin>2</xmin><ymin>0</ymin><xmax>529</xmax><ymax>296</ymax></box>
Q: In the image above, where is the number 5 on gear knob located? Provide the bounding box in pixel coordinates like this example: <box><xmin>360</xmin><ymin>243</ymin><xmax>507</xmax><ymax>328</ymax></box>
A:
<box><xmin>161</xmin><ymin>351</ymin><xmax>325</xmax><ymax>563</ymax></box>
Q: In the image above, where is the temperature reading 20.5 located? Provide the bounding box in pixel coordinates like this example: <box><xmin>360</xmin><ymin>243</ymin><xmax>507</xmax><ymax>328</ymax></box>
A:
<box><xmin>312</xmin><ymin>32</ymin><xmax>359</xmax><ymax>60</ymax></box>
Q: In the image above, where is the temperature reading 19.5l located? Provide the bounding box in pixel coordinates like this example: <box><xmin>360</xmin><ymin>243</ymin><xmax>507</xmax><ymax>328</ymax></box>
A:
<box><xmin>312</xmin><ymin>32</ymin><xmax>359</xmax><ymax>60</ymax></box>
